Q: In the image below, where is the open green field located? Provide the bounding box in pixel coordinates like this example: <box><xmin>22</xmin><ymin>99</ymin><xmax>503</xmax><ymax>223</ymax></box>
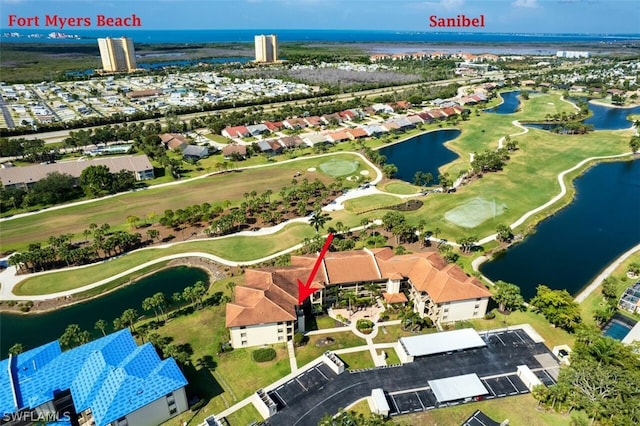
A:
<box><xmin>382</xmin><ymin>181</ymin><xmax>420</xmax><ymax>195</ymax></box>
<box><xmin>13</xmin><ymin>223</ymin><xmax>314</xmax><ymax>295</ymax></box>
<box><xmin>343</xmin><ymin>194</ymin><xmax>403</xmax><ymax>214</ymax></box>
<box><xmin>339</xmin><ymin>350</ymin><xmax>375</xmax><ymax>370</ymax></box>
<box><xmin>1</xmin><ymin>152</ymin><xmax>372</xmax><ymax>252</ymax></box>
<box><xmin>295</xmin><ymin>333</ymin><xmax>367</xmax><ymax>368</ymax></box>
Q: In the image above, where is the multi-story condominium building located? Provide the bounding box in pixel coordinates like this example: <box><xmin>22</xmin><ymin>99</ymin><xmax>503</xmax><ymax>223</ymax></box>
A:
<box><xmin>254</xmin><ymin>34</ymin><xmax>278</xmax><ymax>63</ymax></box>
<box><xmin>98</xmin><ymin>37</ymin><xmax>137</xmax><ymax>72</ymax></box>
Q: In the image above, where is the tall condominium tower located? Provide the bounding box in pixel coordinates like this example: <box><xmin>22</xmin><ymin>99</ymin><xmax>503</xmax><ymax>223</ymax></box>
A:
<box><xmin>98</xmin><ymin>37</ymin><xmax>137</xmax><ymax>72</ymax></box>
<box><xmin>254</xmin><ymin>34</ymin><xmax>278</xmax><ymax>63</ymax></box>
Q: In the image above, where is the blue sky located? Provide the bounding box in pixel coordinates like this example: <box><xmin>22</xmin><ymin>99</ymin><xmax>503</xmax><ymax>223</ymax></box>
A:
<box><xmin>1</xmin><ymin>0</ymin><xmax>639</xmax><ymax>33</ymax></box>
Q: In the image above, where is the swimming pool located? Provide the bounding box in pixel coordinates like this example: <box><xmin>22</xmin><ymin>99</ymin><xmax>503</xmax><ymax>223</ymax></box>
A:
<box><xmin>601</xmin><ymin>314</ymin><xmax>636</xmax><ymax>341</ymax></box>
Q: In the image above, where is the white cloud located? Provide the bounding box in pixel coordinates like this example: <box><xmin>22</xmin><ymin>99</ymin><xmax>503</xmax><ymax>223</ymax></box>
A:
<box><xmin>512</xmin><ymin>0</ymin><xmax>539</xmax><ymax>8</ymax></box>
<box><xmin>422</xmin><ymin>0</ymin><xmax>465</xmax><ymax>10</ymax></box>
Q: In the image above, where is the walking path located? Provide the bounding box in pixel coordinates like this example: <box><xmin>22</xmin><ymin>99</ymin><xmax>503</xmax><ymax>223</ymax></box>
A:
<box><xmin>574</xmin><ymin>243</ymin><xmax>640</xmax><ymax>303</ymax></box>
<box><xmin>209</xmin><ymin>318</ymin><xmax>401</xmax><ymax>423</ymax></box>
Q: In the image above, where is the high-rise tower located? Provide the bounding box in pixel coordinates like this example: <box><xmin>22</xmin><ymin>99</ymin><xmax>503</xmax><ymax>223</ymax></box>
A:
<box><xmin>98</xmin><ymin>37</ymin><xmax>137</xmax><ymax>72</ymax></box>
<box><xmin>254</xmin><ymin>34</ymin><xmax>278</xmax><ymax>63</ymax></box>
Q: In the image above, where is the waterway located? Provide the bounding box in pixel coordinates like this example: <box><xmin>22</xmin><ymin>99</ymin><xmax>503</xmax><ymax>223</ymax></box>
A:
<box><xmin>378</xmin><ymin>129</ymin><xmax>461</xmax><ymax>183</ymax></box>
<box><xmin>486</xmin><ymin>90</ymin><xmax>521</xmax><ymax>114</ymax></box>
<box><xmin>481</xmin><ymin>159</ymin><xmax>640</xmax><ymax>300</ymax></box>
<box><xmin>526</xmin><ymin>100</ymin><xmax>639</xmax><ymax>132</ymax></box>
<box><xmin>0</xmin><ymin>266</ymin><xmax>209</xmax><ymax>355</ymax></box>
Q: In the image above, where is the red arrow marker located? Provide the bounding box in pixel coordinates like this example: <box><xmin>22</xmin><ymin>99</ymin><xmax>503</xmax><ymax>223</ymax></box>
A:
<box><xmin>297</xmin><ymin>233</ymin><xmax>334</xmax><ymax>305</ymax></box>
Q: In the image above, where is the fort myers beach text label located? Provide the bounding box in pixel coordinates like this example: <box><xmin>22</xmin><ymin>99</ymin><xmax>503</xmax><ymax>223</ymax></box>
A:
<box><xmin>7</xmin><ymin>14</ymin><xmax>142</xmax><ymax>28</ymax></box>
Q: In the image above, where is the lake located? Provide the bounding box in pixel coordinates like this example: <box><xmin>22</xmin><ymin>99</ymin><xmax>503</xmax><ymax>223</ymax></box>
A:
<box><xmin>0</xmin><ymin>266</ymin><xmax>209</xmax><ymax>355</ymax></box>
<box><xmin>486</xmin><ymin>91</ymin><xmax>521</xmax><ymax>114</ymax></box>
<box><xmin>481</xmin><ymin>160</ymin><xmax>640</xmax><ymax>300</ymax></box>
<box><xmin>378</xmin><ymin>129</ymin><xmax>461</xmax><ymax>183</ymax></box>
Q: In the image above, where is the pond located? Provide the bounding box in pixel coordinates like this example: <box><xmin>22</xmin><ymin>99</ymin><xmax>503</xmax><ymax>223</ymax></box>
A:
<box><xmin>378</xmin><ymin>129</ymin><xmax>461</xmax><ymax>184</ymax></box>
<box><xmin>481</xmin><ymin>160</ymin><xmax>640</xmax><ymax>300</ymax></box>
<box><xmin>485</xmin><ymin>90</ymin><xmax>521</xmax><ymax>114</ymax></box>
<box><xmin>0</xmin><ymin>266</ymin><xmax>209</xmax><ymax>355</ymax></box>
<box><xmin>525</xmin><ymin>100</ymin><xmax>640</xmax><ymax>131</ymax></box>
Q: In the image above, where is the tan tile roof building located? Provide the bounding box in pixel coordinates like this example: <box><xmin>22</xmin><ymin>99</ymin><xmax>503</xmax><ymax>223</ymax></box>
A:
<box><xmin>226</xmin><ymin>248</ymin><xmax>491</xmax><ymax>341</ymax></box>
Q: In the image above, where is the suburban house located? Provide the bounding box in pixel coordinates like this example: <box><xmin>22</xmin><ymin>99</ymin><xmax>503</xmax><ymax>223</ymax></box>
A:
<box><xmin>160</xmin><ymin>133</ymin><xmax>188</xmax><ymax>151</ymax></box>
<box><xmin>0</xmin><ymin>329</ymin><xmax>188</xmax><ymax>426</ymax></box>
<box><xmin>222</xmin><ymin>125</ymin><xmax>250</xmax><ymax>139</ymax></box>
<box><xmin>0</xmin><ymin>155</ymin><xmax>154</xmax><ymax>190</ymax></box>
<box><xmin>246</xmin><ymin>124</ymin><xmax>270</xmax><ymax>136</ymax></box>
<box><xmin>226</xmin><ymin>248</ymin><xmax>492</xmax><ymax>348</ymax></box>
<box><xmin>182</xmin><ymin>145</ymin><xmax>210</xmax><ymax>161</ymax></box>
<box><xmin>619</xmin><ymin>280</ymin><xmax>640</xmax><ymax>314</ymax></box>
<box><xmin>222</xmin><ymin>144</ymin><xmax>247</xmax><ymax>159</ymax></box>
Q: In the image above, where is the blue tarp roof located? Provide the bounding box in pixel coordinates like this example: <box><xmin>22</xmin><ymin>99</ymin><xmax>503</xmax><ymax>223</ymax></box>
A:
<box><xmin>0</xmin><ymin>329</ymin><xmax>187</xmax><ymax>426</ymax></box>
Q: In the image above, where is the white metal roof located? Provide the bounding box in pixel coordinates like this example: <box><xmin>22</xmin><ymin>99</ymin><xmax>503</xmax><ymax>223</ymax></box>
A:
<box><xmin>399</xmin><ymin>328</ymin><xmax>486</xmax><ymax>357</ymax></box>
<box><xmin>428</xmin><ymin>373</ymin><xmax>488</xmax><ymax>403</ymax></box>
<box><xmin>371</xmin><ymin>388</ymin><xmax>389</xmax><ymax>412</ymax></box>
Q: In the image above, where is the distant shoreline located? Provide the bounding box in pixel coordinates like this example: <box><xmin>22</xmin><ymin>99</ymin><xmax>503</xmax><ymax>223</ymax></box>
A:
<box><xmin>589</xmin><ymin>99</ymin><xmax>640</xmax><ymax>109</ymax></box>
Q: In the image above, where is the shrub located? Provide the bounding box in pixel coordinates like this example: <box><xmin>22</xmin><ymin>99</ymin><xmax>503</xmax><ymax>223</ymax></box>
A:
<box><xmin>252</xmin><ymin>347</ymin><xmax>276</xmax><ymax>363</ymax></box>
<box><xmin>356</xmin><ymin>319</ymin><xmax>374</xmax><ymax>333</ymax></box>
<box><xmin>293</xmin><ymin>332</ymin><xmax>308</xmax><ymax>347</ymax></box>
<box><xmin>484</xmin><ymin>310</ymin><xmax>496</xmax><ymax>320</ymax></box>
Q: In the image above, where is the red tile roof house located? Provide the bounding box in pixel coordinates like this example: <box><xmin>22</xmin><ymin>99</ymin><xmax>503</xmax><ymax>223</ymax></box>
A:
<box><xmin>222</xmin><ymin>125</ymin><xmax>250</xmax><ymax>139</ymax></box>
<box><xmin>346</xmin><ymin>128</ymin><xmax>368</xmax><ymax>140</ymax></box>
<box><xmin>339</xmin><ymin>110</ymin><xmax>357</xmax><ymax>121</ymax></box>
<box><xmin>303</xmin><ymin>116</ymin><xmax>323</xmax><ymax>127</ymax></box>
<box><xmin>264</xmin><ymin>121</ymin><xmax>284</xmax><ymax>132</ymax></box>
<box><xmin>326</xmin><ymin>130</ymin><xmax>351</xmax><ymax>143</ymax></box>
<box><xmin>225</xmin><ymin>248</ymin><xmax>491</xmax><ymax>348</ymax></box>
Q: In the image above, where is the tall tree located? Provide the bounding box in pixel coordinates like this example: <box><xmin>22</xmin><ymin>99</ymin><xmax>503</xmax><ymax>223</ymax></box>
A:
<box><xmin>493</xmin><ymin>280</ymin><xmax>524</xmax><ymax>312</ymax></box>
<box><xmin>309</xmin><ymin>210</ymin><xmax>331</xmax><ymax>234</ymax></box>
<box><xmin>94</xmin><ymin>319</ymin><xmax>108</xmax><ymax>336</ymax></box>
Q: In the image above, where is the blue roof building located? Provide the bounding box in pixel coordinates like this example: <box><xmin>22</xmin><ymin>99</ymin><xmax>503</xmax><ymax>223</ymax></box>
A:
<box><xmin>0</xmin><ymin>329</ymin><xmax>188</xmax><ymax>426</ymax></box>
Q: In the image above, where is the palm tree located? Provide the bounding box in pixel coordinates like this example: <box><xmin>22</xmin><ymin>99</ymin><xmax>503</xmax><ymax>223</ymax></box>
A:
<box><xmin>309</xmin><ymin>210</ymin><xmax>331</xmax><ymax>234</ymax></box>
<box><xmin>94</xmin><ymin>319</ymin><xmax>108</xmax><ymax>336</ymax></box>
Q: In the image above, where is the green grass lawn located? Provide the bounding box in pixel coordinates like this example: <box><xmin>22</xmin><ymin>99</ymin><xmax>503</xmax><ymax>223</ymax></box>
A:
<box><xmin>382</xmin><ymin>181</ymin><xmax>420</xmax><ymax>195</ymax></box>
<box><xmin>339</xmin><ymin>351</ymin><xmax>375</xmax><ymax>370</ymax></box>
<box><xmin>384</xmin><ymin>347</ymin><xmax>401</xmax><ymax>365</ymax></box>
<box><xmin>468</xmin><ymin>309</ymin><xmax>574</xmax><ymax>350</ymax></box>
<box><xmin>13</xmin><ymin>223</ymin><xmax>314</xmax><ymax>295</ymax></box>
<box><xmin>372</xmin><ymin>324</ymin><xmax>435</xmax><ymax>343</ymax></box>
<box><xmin>1</xmin><ymin>152</ymin><xmax>373</xmax><ymax>252</ymax></box>
<box><xmin>223</xmin><ymin>403</ymin><xmax>263</xmax><ymax>426</ymax></box>
<box><xmin>295</xmin><ymin>332</ymin><xmax>367</xmax><ymax>368</ymax></box>
<box><xmin>580</xmin><ymin>250</ymin><xmax>640</xmax><ymax>325</ymax></box>
<box><xmin>343</xmin><ymin>194</ymin><xmax>402</xmax><ymax>214</ymax></box>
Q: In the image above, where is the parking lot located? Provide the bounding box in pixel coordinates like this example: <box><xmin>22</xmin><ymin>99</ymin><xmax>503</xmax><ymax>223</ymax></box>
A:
<box><xmin>266</xmin><ymin>327</ymin><xmax>560</xmax><ymax>426</ymax></box>
<box><xmin>386</xmin><ymin>372</ymin><xmax>531</xmax><ymax>416</ymax></box>
<box><xmin>268</xmin><ymin>363</ymin><xmax>337</xmax><ymax>409</ymax></box>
